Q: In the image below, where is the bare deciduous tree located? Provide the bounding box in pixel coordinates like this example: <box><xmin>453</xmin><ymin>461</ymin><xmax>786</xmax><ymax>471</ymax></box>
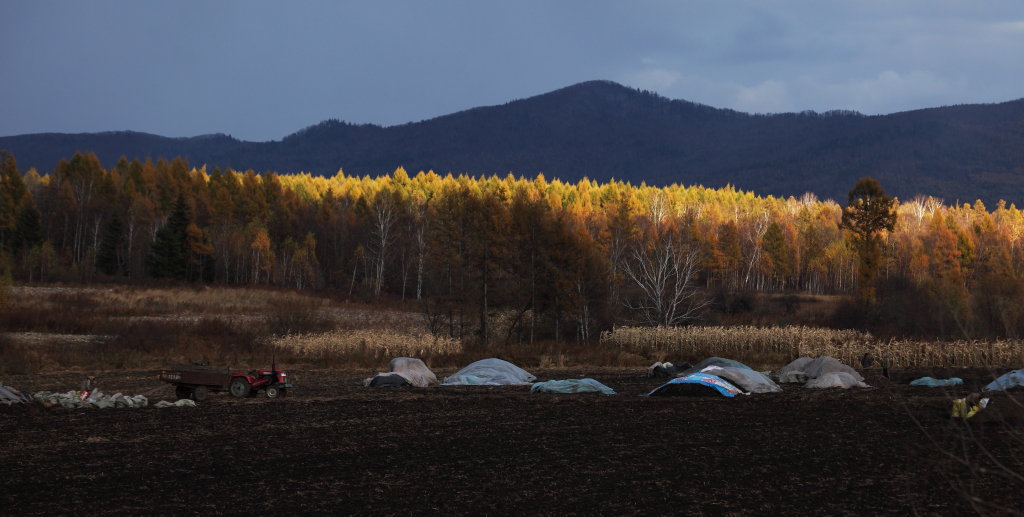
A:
<box><xmin>620</xmin><ymin>232</ymin><xmax>709</xmax><ymax>326</ymax></box>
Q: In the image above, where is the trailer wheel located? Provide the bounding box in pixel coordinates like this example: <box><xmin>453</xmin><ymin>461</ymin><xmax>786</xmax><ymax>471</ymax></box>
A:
<box><xmin>229</xmin><ymin>378</ymin><xmax>251</xmax><ymax>398</ymax></box>
<box><xmin>265</xmin><ymin>386</ymin><xmax>282</xmax><ymax>399</ymax></box>
<box><xmin>175</xmin><ymin>386</ymin><xmax>192</xmax><ymax>400</ymax></box>
<box><xmin>192</xmin><ymin>385</ymin><xmax>209</xmax><ymax>402</ymax></box>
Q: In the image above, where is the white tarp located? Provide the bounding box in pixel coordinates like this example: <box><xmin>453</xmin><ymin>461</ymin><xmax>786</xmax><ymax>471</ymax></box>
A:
<box><xmin>0</xmin><ymin>385</ymin><xmax>31</xmax><ymax>405</ymax></box>
<box><xmin>804</xmin><ymin>372</ymin><xmax>870</xmax><ymax>389</ymax></box>
<box><xmin>983</xmin><ymin>369</ymin><xmax>1024</xmax><ymax>391</ymax></box>
<box><xmin>443</xmin><ymin>358</ymin><xmax>536</xmax><ymax>386</ymax></box>
<box><xmin>389</xmin><ymin>357</ymin><xmax>438</xmax><ymax>387</ymax></box>
<box><xmin>774</xmin><ymin>356</ymin><xmax>863</xmax><ymax>384</ymax></box>
<box><xmin>530</xmin><ymin>378</ymin><xmax>616</xmax><ymax>395</ymax></box>
<box><xmin>774</xmin><ymin>357</ymin><xmax>814</xmax><ymax>383</ymax></box>
<box><xmin>364</xmin><ymin>357</ymin><xmax>439</xmax><ymax>387</ymax></box>
<box><xmin>701</xmin><ymin>366</ymin><xmax>782</xmax><ymax>393</ymax></box>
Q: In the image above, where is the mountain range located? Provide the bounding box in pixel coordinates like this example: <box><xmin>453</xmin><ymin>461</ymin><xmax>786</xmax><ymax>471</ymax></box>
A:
<box><xmin>2</xmin><ymin>80</ymin><xmax>1023</xmax><ymax>204</ymax></box>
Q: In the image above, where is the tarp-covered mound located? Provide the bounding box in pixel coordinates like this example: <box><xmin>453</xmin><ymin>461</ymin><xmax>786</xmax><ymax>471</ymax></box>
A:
<box><xmin>32</xmin><ymin>390</ymin><xmax>149</xmax><ymax>409</ymax></box>
<box><xmin>679</xmin><ymin>357</ymin><xmax>753</xmax><ymax>377</ymax></box>
<box><xmin>983</xmin><ymin>369</ymin><xmax>1024</xmax><ymax>391</ymax></box>
<box><xmin>647</xmin><ymin>373</ymin><xmax>746</xmax><ymax>397</ymax></box>
<box><xmin>365</xmin><ymin>374</ymin><xmax>410</xmax><ymax>387</ymax></box>
<box><xmin>774</xmin><ymin>357</ymin><xmax>814</xmax><ymax>383</ymax></box>
<box><xmin>775</xmin><ymin>356</ymin><xmax>863</xmax><ymax>384</ymax></box>
<box><xmin>365</xmin><ymin>357</ymin><xmax>438</xmax><ymax>387</ymax></box>
<box><xmin>910</xmin><ymin>377</ymin><xmax>964</xmax><ymax>387</ymax></box>
<box><xmin>443</xmin><ymin>358</ymin><xmax>536</xmax><ymax>386</ymax></box>
<box><xmin>0</xmin><ymin>385</ymin><xmax>31</xmax><ymax>406</ymax></box>
<box><xmin>701</xmin><ymin>366</ymin><xmax>781</xmax><ymax>393</ymax></box>
<box><xmin>531</xmin><ymin>378</ymin><xmax>616</xmax><ymax>395</ymax></box>
<box><xmin>804</xmin><ymin>372</ymin><xmax>870</xmax><ymax>389</ymax></box>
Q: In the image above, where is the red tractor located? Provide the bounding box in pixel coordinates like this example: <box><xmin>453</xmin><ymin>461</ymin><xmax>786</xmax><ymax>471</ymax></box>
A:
<box><xmin>159</xmin><ymin>363</ymin><xmax>292</xmax><ymax>401</ymax></box>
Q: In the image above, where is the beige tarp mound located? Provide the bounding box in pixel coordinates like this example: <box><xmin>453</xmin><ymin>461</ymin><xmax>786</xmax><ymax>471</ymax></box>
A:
<box><xmin>701</xmin><ymin>366</ymin><xmax>782</xmax><ymax>393</ymax></box>
<box><xmin>364</xmin><ymin>357</ymin><xmax>438</xmax><ymax>387</ymax></box>
<box><xmin>774</xmin><ymin>356</ymin><xmax>864</xmax><ymax>384</ymax></box>
<box><xmin>805</xmin><ymin>372</ymin><xmax>870</xmax><ymax>389</ymax></box>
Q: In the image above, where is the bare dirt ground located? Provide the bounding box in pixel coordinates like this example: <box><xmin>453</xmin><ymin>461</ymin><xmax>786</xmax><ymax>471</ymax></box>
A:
<box><xmin>2</xmin><ymin>366</ymin><xmax>1022</xmax><ymax>515</ymax></box>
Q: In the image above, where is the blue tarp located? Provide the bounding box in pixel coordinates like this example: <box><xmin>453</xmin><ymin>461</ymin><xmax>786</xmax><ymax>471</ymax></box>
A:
<box><xmin>647</xmin><ymin>373</ymin><xmax>745</xmax><ymax>397</ymax></box>
<box><xmin>983</xmin><ymin>369</ymin><xmax>1024</xmax><ymax>391</ymax></box>
<box><xmin>909</xmin><ymin>377</ymin><xmax>964</xmax><ymax>387</ymax></box>
<box><xmin>530</xmin><ymin>378</ymin><xmax>616</xmax><ymax>395</ymax></box>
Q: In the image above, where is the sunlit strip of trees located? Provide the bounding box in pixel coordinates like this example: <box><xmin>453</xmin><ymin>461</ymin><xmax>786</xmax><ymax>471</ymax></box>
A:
<box><xmin>2</xmin><ymin>150</ymin><xmax>1024</xmax><ymax>340</ymax></box>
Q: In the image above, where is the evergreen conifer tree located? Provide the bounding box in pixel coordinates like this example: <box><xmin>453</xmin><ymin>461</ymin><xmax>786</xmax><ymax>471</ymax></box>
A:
<box><xmin>146</xmin><ymin>195</ymin><xmax>190</xmax><ymax>280</ymax></box>
<box><xmin>12</xmin><ymin>200</ymin><xmax>43</xmax><ymax>252</ymax></box>
<box><xmin>96</xmin><ymin>213</ymin><xmax>125</xmax><ymax>276</ymax></box>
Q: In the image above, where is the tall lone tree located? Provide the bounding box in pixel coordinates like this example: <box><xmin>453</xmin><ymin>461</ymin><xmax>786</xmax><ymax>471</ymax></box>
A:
<box><xmin>841</xmin><ymin>177</ymin><xmax>896</xmax><ymax>305</ymax></box>
<box><xmin>146</xmin><ymin>195</ymin><xmax>191</xmax><ymax>280</ymax></box>
<box><xmin>96</xmin><ymin>213</ymin><xmax>126</xmax><ymax>276</ymax></box>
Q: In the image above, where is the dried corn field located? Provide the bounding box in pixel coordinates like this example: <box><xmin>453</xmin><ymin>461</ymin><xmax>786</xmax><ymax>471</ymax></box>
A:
<box><xmin>601</xmin><ymin>325</ymin><xmax>1024</xmax><ymax>368</ymax></box>
<box><xmin>268</xmin><ymin>329</ymin><xmax>462</xmax><ymax>359</ymax></box>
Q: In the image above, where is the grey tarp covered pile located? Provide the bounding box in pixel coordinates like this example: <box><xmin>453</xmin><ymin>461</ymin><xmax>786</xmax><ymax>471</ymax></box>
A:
<box><xmin>700</xmin><ymin>366</ymin><xmax>782</xmax><ymax>393</ymax></box>
<box><xmin>443</xmin><ymin>358</ymin><xmax>536</xmax><ymax>386</ymax></box>
<box><xmin>530</xmin><ymin>378</ymin><xmax>616</xmax><ymax>395</ymax></box>
<box><xmin>364</xmin><ymin>357</ymin><xmax>438</xmax><ymax>387</ymax></box>
<box><xmin>804</xmin><ymin>372</ymin><xmax>870</xmax><ymax>389</ymax></box>
<box><xmin>0</xmin><ymin>385</ymin><xmax>32</xmax><ymax>405</ymax></box>
<box><xmin>32</xmin><ymin>390</ymin><xmax>150</xmax><ymax>409</ymax></box>
<box><xmin>774</xmin><ymin>356</ymin><xmax>866</xmax><ymax>388</ymax></box>
<box><xmin>679</xmin><ymin>357</ymin><xmax>754</xmax><ymax>377</ymax></box>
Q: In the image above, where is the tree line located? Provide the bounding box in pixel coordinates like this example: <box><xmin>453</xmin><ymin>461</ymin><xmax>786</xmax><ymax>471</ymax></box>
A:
<box><xmin>2</xmin><ymin>150</ymin><xmax>1024</xmax><ymax>340</ymax></box>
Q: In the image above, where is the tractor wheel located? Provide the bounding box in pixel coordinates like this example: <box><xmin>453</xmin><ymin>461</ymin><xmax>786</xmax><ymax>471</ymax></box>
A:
<box><xmin>229</xmin><ymin>378</ymin><xmax>251</xmax><ymax>398</ymax></box>
<box><xmin>191</xmin><ymin>385</ymin><xmax>209</xmax><ymax>402</ymax></box>
<box><xmin>265</xmin><ymin>386</ymin><xmax>282</xmax><ymax>399</ymax></box>
<box><xmin>175</xmin><ymin>386</ymin><xmax>192</xmax><ymax>400</ymax></box>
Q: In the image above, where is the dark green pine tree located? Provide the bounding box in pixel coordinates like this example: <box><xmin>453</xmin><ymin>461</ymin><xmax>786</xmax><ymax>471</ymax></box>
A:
<box><xmin>96</xmin><ymin>213</ymin><xmax>125</xmax><ymax>276</ymax></box>
<box><xmin>146</xmin><ymin>195</ymin><xmax>190</xmax><ymax>280</ymax></box>
<box><xmin>11</xmin><ymin>200</ymin><xmax>44</xmax><ymax>252</ymax></box>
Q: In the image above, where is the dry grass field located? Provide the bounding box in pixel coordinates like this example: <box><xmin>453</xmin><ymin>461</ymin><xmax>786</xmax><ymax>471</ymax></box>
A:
<box><xmin>2</xmin><ymin>284</ymin><xmax>1024</xmax><ymax>376</ymax></box>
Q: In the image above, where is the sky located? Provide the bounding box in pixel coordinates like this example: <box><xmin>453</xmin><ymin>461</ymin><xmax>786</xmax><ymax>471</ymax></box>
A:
<box><xmin>2</xmin><ymin>1</ymin><xmax>1023</xmax><ymax>141</ymax></box>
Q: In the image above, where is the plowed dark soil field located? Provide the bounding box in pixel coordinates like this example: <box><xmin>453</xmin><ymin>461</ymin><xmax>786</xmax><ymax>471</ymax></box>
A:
<box><xmin>2</xmin><ymin>367</ymin><xmax>1022</xmax><ymax>515</ymax></box>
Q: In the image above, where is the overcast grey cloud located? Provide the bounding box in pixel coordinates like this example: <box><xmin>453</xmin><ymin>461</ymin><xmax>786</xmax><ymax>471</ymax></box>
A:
<box><xmin>2</xmin><ymin>1</ymin><xmax>1022</xmax><ymax>141</ymax></box>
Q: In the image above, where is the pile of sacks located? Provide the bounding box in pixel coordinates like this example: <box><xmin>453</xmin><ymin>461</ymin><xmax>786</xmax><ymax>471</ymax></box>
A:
<box><xmin>32</xmin><ymin>389</ymin><xmax>199</xmax><ymax>409</ymax></box>
<box><xmin>33</xmin><ymin>390</ymin><xmax>150</xmax><ymax>409</ymax></box>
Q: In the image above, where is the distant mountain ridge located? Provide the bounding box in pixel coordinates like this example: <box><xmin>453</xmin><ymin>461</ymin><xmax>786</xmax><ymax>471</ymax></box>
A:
<box><xmin>2</xmin><ymin>80</ymin><xmax>1023</xmax><ymax>204</ymax></box>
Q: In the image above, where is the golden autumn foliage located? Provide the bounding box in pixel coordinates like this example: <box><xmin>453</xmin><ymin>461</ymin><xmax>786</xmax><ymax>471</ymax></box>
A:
<box><xmin>4</xmin><ymin>151</ymin><xmax>1024</xmax><ymax>339</ymax></box>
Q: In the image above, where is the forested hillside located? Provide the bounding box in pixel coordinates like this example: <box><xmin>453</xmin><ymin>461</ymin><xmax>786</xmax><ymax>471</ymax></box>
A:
<box><xmin>2</xmin><ymin>150</ymin><xmax>1023</xmax><ymax>340</ymax></box>
<box><xmin>2</xmin><ymin>81</ymin><xmax>1023</xmax><ymax>204</ymax></box>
